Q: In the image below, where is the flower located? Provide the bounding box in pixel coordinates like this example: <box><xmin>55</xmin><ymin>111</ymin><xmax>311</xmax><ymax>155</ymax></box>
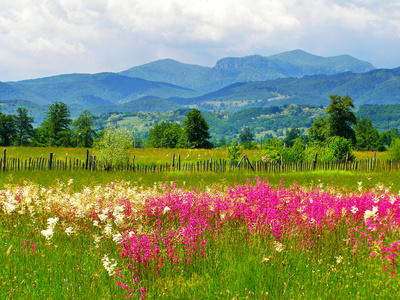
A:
<box><xmin>335</xmin><ymin>255</ymin><xmax>343</xmax><ymax>264</ymax></box>
<box><xmin>65</xmin><ymin>227</ymin><xmax>74</xmax><ymax>236</ymax></box>
<box><xmin>162</xmin><ymin>206</ymin><xmax>171</xmax><ymax>215</ymax></box>
<box><xmin>273</xmin><ymin>241</ymin><xmax>285</xmax><ymax>252</ymax></box>
<box><xmin>364</xmin><ymin>206</ymin><xmax>378</xmax><ymax>221</ymax></box>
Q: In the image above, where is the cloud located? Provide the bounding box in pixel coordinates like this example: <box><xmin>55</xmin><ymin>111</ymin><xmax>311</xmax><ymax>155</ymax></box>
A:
<box><xmin>0</xmin><ymin>0</ymin><xmax>399</xmax><ymax>81</ymax></box>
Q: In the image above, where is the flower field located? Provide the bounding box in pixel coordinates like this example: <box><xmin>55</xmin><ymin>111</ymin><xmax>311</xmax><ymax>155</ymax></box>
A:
<box><xmin>2</xmin><ymin>176</ymin><xmax>400</xmax><ymax>299</ymax></box>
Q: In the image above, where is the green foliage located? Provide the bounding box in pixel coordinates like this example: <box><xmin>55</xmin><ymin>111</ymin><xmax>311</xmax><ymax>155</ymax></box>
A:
<box><xmin>283</xmin><ymin>138</ymin><xmax>306</xmax><ymax>161</ymax></box>
<box><xmin>324</xmin><ymin>137</ymin><xmax>355</xmax><ymax>161</ymax></box>
<box><xmin>226</xmin><ymin>141</ymin><xmax>242</xmax><ymax>162</ymax></box>
<box><xmin>14</xmin><ymin>107</ymin><xmax>34</xmax><ymax>146</ymax></box>
<box><xmin>326</xmin><ymin>95</ymin><xmax>357</xmax><ymax>143</ymax></box>
<box><xmin>147</xmin><ymin>121</ymin><xmax>185</xmax><ymax>148</ymax></box>
<box><xmin>283</xmin><ymin>127</ymin><xmax>301</xmax><ymax>147</ymax></box>
<box><xmin>381</xmin><ymin>128</ymin><xmax>400</xmax><ymax>147</ymax></box>
<box><xmin>34</xmin><ymin>102</ymin><xmax>72</xmax><ymax>147</ymax></box>
<box><xmin>308</xmin><ymin>117</ymin><xmax>330</xmax><ymax>143</ymax></box>
<box><xmin>389</xmin><ymin>139</ymin><xmax>400</xmax><ymax>160</ymax></box>
<box><xmin>262</xmin><ymin>139</ymin><xmax>283</xmax><ymax>162</ymax></box>
<box><xmin>239</xmin><ymin>126</ymin><xmax>254</xmax><ymax>143</ymax></box>
<box><xmin>354</xmin><ymin>117</ymin><xmax>384</xmax><ymax>151</ymax></box>
<box><xmin>183</xmin><ymin>109</ymin><xmax>213</xmax><ymax>149</ymax></box>
<box><xmin>94</xmin><ymin>125</ymin><xmax>133</xmax><ymax>170</ymax></box>
<box><xmin>0</xmin><ymin>113</ymin><xmax>16</xmax><ymax>146</ymax></box>
<box><xmin>73</xmin><ymin>110</ymin><xmax>96</xmax><ymax>148</ymax></box>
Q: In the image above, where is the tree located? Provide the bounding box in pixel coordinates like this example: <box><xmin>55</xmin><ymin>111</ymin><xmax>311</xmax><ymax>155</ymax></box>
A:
<box><xmin>226</xmin><ymin>141</ymin><xmax>242</xmax><ymax>162</ymax></box>
<box><xmin>283</xmin><ymin>127</ymin><xmax>301</xmax><ymax>147</ymax></box>
<box><xmin>308</xmin><ymin>117</ymin><xmax>330</xmax><ymax>143</ymax></box>
<box><xmin>381</xmin><ymin>128</ymin><xmax>400</xmax><ymax>148</ymax></box>
<box><xmin>389</xmin><ymin>139</ymin><xmax>400</xmax><ymax>160</ymax></box>
<box><xmin>37</xmin><ymin>102</ymin><xmax>72</xmax><ymax>147</ymax></box>
<box><xmin>326</xmin><ymin>95</ymin><xmax>357</xmax><ymax>143</ymax></box>
<box><xmin>325</xmin><ymin>137</ymin><xmax>355</xmax><ymax>161</ymax></box>
<box><xmin>94</xmin><ymin>125</ymin><xmax>133</xmax><ymax>170</ymax></box>
<box><xmin>0</xmin><ymin>114</ymin><xmax>16</xmax><ymax>146</ymax></box>
<box><xmin>239</xmin><ymin>127</ymin><xmax>254</xmax><ymax>143</ymax></box>
<box><xmin>147</xmin><ymin>121</ymin><xmax>185</xmax><ymax>148</ymax></box>
<box><xmin>183</xmin><ymin>109</ymin><xmax>212</xmax><ymax>149</ymax></box>
<box><xmin>354</xmin><ymin>118</ymin><xmax>384</xmax><ymax>151</ymax></box>
<box><xmin>14</xmin><ymin>107</ymin><xmax>34</xmax><ymax>146</ymax></box>
<box><xmin>73</xmin><ymin>110</ymin><xmax>96</xmax><ymax>148</ymax></box>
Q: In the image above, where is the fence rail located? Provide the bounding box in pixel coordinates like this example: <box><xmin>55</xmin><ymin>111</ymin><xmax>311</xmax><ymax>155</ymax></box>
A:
<box><xmin>1</xmin><ymin>150</ymin><xmax>399</xmax><ymax>173</ymax></box>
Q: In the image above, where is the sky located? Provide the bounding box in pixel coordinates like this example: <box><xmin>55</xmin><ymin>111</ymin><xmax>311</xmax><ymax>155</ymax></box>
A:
<box><xmin>1</xmin><ymin>0</ymin><xmax>400</xmax><ymax>82</ymax></box>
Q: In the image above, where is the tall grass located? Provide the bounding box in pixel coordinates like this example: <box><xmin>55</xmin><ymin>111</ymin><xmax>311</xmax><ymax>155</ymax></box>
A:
<box><xmin>2</xmin><ymin>177</ymin><xmax>400</xmax><ymax>298</ymax></box>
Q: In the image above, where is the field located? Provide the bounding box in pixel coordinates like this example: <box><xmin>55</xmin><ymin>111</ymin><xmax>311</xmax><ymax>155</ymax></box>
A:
<box><xmin>1</xmin><ymin>147</ymin><xmax>400</xmax><ymax>299</ymax></box>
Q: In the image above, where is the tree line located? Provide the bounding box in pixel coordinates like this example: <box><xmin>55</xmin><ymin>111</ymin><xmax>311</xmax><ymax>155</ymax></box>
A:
<box><xmin>0</xmin><ymin>102</ymin><xmax>96</xmax><ymax>147</ymax></box>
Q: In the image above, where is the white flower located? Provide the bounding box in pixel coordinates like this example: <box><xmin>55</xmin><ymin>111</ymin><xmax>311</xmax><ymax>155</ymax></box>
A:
<box><xmin>65</xmin><ymin>227</ymin><xmax>74</xmax><ymax>236</ymax></box>
<box><xmin>68</xmin><ymin>179</ymin><xmax>73</xmax><ymax>186</ymax></box>
<box><xmin>351</xmin><ymin>206</ymin><xmax>359</xmax><ymax>214</ymax></box>
<box><xmin>93</xmin><ymin>220</ymin><xmax>99</xmax><ymax>227</ymax></box>
<box><xmin>335</xmin><ymin>255</ymin><xmax>343</xmax><ymax>264</ymax></box>
<box><xmin>104</xmin><ymin>223</ymin><xmax>113</xmax><ymax>236</ymax></box>
<box><xmin>101</xmin><ymin>254</ymin><xmax>118</xmax><ymax>276</ymax></box>
<box><xmin>3</xmin><ymin>202</ymin><xmax>17</xmax><ymax>214</ymax></box>
<box><xmin>98</xmin><ymin>213</ymin><xmax>108</xmax><ymax>222</ymax></box>
<box><xmin>47</xmin><ymin>217</ymin><xmax>59</xmax><ymax>228</ymax></box>
<box><xmin>41</xmin><ymin>228</ymin><xmax>54</xmax><ymax>241</ymax></box>
<box><xmin>163</xmin><ymin>206</ymin><xmax>171</xmax><ymax>215</ymax></box>
<box><xmin>112</xmin><ymin>233</ymin><xmax>122</xmax><ymax>243</ymax></box>
<box><xmin>273</xmin><ymin>241</ymin><xmax>285</xmax><ymax>252</ymax></box>
<box><xmin>364</xmin><ymin>206</ymin><xmax>378</xmax><ymax>221</ymax></box>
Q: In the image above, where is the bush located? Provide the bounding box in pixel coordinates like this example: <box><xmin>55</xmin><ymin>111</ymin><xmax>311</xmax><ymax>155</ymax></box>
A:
<box><xmin>389</xmin><ymin>139</ymin><xmax>400</xmax><ymax>160</ymax></box>
<box><xmin>226</xmin><ymin>141</ymin><xmax>242</xmax><ymax>162</ymax></box>
<box><xmin>324</xmin><ymin>136</ymin><xmax>355</xmax><ymax>161</ymax></box>
<box><xmin>94</xmin><ymin>125</ymin><xmax>133</xmax><ymax>170</ymax></box>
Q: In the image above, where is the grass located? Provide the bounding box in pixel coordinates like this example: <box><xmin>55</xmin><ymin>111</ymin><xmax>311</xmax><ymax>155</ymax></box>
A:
<box><xmin>1</xmin><ymin>147</ymin><xmax>400</xmax><ymax>299</ymax></box>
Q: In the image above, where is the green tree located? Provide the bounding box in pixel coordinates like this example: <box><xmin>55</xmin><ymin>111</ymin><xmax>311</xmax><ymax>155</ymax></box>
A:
<box><xmin>0</xmin><ymin>114</ymin><xmax>16</xmax><ymax>146</ymax></box>
<box><xmin>283</xmin><ymin>127</ymin><xmax>301</xmax><ymax>147</ymax></box>
<box><xmin>14</xmin><ymin>107</ymin><xmax>34</xmax><ymax>146</ymax></box>
<box><xmin>354</xmin><ymin>118</ymin><xmax>384</xmax><ymax>151</ymax></box>
<box><xmin>239</xmin><ymin>126</ymin><xmax>254</xmax><ymax>143</ymax></box>
<box><xmin>389</xmin><ymin>139</ymin><xmax>400</xmax><ymax>160</ymax></box>
<box><xmin>261</xmin><ymin>139</ymin><xmax>284</xmax><ymax>163</ymax></box>
<box><xmin>147</xmin><ymin>122</ymin><xmax>185</xmax><ymax>148</ymax></box>
<box><xmin>308</xmin><ymin>117</ymin><xmax>330</xmax><ymax>143</ymax></box>
<box><xmin>326</xmin><ymin>95</ymin><xmax>357</xmax><ymax>143</ymax></box>
<box><xmin>381</xmin><ymin>128</ymin><xmax>400</xmax><ymax>148</ymax></box>
<box><xmin>94</xmin><ymin>125</ymin><xmax>133</xmax><ymax>170</ymax></box>
<box><xmin>226</xmin><ymin>141</ymin><xmax>242</xmax><ymax>162</ymax></box>
<box><xmin>73</xmin><ymin>110</ymin><xmax>96</xmax><ymax>148</ymax></box>
<box><xmin>283</xmin><ymin>138</ymin><xmax>305</xmax><ymax>161</ymax></box>
<box><xmin>183</xmin><ymin>109</ymin><xmax>212</xmax><ymax>149</ymax></box>
<box><xmin>36</xmin><ymin>102</ymin><xmax>72</xmax><ymax>147</ymax></box>
<box><xmin>324</xmin><ymin>137</ymin><xmax>355</xmax><ymax>161</ymax></box>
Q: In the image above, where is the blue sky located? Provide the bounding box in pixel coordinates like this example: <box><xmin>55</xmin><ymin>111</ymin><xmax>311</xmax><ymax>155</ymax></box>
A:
<box><xmin>1</xmin><ymin>0</ymin><xmax>400</xmax><ymax>81</ymax></box>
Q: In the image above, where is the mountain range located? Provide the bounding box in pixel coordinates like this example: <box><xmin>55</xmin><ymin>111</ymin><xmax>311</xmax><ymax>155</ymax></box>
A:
<box><xmin>1</xmin><ymin>49</ymin><xmax>399</xmax><ymax>121</ymax></box>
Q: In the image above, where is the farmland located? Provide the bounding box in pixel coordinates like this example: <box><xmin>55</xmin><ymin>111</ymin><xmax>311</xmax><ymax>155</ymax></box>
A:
<box><xmin>1</xmin><ymin>147</ymin><xmax>400</xmax><ymax>299</ymax></box>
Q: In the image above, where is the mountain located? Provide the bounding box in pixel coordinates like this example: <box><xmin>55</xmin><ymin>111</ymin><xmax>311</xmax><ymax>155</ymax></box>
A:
<box><xmin>120</xmin><ymin>50</ymin><xmax>375</xmax><ymax>92</ymax></box>
<box><xmin>6</xmin><ymin>73</ymin><xmax>199</xmax><ymax>108</ymax></box>
<box><xmin>89</xmin><ymin>97</ymin><xmax>183</xmax><ymax>115</ymax></box>
<box><xmin>173</xmin><ymin>67</ymin><xmax>400</xmax><ymax>111</ymax></box>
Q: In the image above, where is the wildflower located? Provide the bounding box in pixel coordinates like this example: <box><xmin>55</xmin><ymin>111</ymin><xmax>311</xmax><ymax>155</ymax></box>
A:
<box><xmin>113</xmin><ymin>233</ymin><xmax>123</xmax><ymax>243</ymax></box>
<box><xmin>68</xmin><ymin>179</ymin><xmax>73</xmax><ymax>186</ymax></box>
<box><xmin>47</xmin><ymin>217</ymin><xmax>59</xmax><ymax>229</ymax></box>
<box><xmin>104</xmin><ymin>224</ymin><xmax>113</xmax><ymax>236</ymax></box>
<box><xmin>41</xmin><ymin>228</ymin><xmax>54</xmax><ymax>242</ymax></box>
<box><xmin>351</xmin><ymin>206</ymin><xmax>359</xmax><ymax>214</ymax></box>
<box><xmin>261</xmin><ymin>256</ymin><xmax>272</xmax><ymax>263</ymax></box>
<box><xmin>364</xmin><ymin>206</ymin><xmax>378</xmax><ymax>221</ymax></box>
<box><xmin>65</xmin><ymin>227</ymin><xmax>74</xmax><ymax>236</ymax></box>
<box><xmin>162</xmin><ymin>206</ymin><xmax>171</xmax><ymax>215</ymax></box>
<box><xmin>102</xmin><ymin>254</ymin><xmax>118</xmax><ymax>276</ymax></box>
<box><xmin>335</xmin><ymin>256</ymin><xmax>343</xmax><ymax>264</ymax></box>
<box><xmin>3</xmin><ymin>202</ymin><xmax>17</xmax><ymax>214</ymax></box>
<box><xmin>357</xmin><ymin>181</ymin><xmax>362</xmax><ymax>192</ymax></box>
<box><xmin>93</xmin><ymin>220</ymin><xmax>99</xmax><ymax>227</ymax></box>
<box><xmin>273</xmin><ymin>241</ymin><xmax>285</xmax><ymax>252</ymax></box>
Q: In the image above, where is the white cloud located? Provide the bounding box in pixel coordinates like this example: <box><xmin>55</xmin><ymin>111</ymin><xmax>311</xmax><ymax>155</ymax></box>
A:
<box><xmin>0</xmin><ymin>0</ymin><xmax>399</xmax><ymax>81</ymax></box>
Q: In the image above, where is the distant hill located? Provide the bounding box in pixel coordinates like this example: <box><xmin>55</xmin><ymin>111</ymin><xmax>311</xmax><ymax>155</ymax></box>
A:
<box><xmin>176</xmin><ymin>67</ymin><xmax>400</xmax><ymax>110</ymax></box>
<box><xmin>6</xmin><ymin>73</ymin><xmax>199</xmax><ymax>108</ymax></box>
<box><xmin>121</xmin><ymin>50</ymin><xmax>375</xmax><ymax>92</ymax></box>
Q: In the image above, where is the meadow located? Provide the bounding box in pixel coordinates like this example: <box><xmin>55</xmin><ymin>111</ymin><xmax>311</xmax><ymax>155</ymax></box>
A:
<box><xmin>1</xmin><ymin>147</ymin><xmax>400</xmax><ymax>299</ymax></box>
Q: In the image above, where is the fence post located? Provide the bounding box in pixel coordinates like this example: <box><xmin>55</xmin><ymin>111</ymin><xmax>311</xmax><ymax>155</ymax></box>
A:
<box><xmin>178</xmin><ymin>154</ymin><xmax>181</xmax><ymax>171</ymax></box>
<box><xmin>312</xmin><ymin>153</ymin><xmax>318</xmax><ymax>170</ymax></box>
<box><xmin>132</xmin><ymin>155</ymin><xmax>135</xmax><ymax>171</ymax></box>
<box><xmin>373</xmin><ymin>151</ymin><xmax>376</xmax><ymax>171</ymax></box>
<box><xmin>2</xmin><ymin>149</ymin><xmax>5</xmax><ymax>172</ymax></box>
<box><xmin>172</xmin><ymin>153</ymin><xmax>175</xmax><ymax>167</ymax></box>
<box><xmin>86</xmin><ymin>149</ymin><xmax>89</xmax><ymax>170</ymax></box>
<box><xmin>48</xmin><ymin>153</ymin><xmax>53</xmax><ymax>170</ymax></box>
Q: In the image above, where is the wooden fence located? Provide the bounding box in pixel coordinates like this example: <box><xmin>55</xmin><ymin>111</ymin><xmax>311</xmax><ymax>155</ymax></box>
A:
<box><xmin>1</xmin><ymin>149</ymin><xmax>400</xmax><ymax>173</ymax></box>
